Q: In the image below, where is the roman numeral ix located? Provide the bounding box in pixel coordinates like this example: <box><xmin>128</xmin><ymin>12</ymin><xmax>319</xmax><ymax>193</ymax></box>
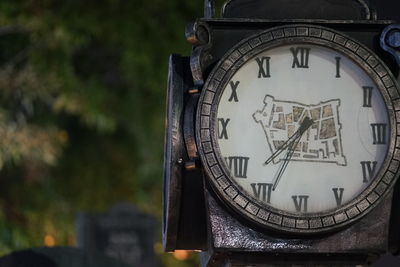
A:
<box><xmin>255</xmin><ymin>57</ymin><xmax>271</xmax><ymax>78</ymax></box>
<box><xmin>251</xmin><ymin>183</ymin><xmax>273</xmax><ymax>203</ymax></box>
<box><xmin>225</xmin><ymin>156</ymin><xmax>249</xmax><ymax>178</ymax></box>
<box><xmin>291</xmin><ymin>47</ymin><xmax>310</xmax><ymax>68</ymax></box>
<box><xmin>292</xmin><ymin>195</ymin><xmax>309</xmax><ymax>212</ymax></box>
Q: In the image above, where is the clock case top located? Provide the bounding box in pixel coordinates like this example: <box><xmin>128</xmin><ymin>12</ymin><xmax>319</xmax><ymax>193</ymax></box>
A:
<box><xmin>163</xmin><ymin>0</ymin><xmax>400</xmax><ymax>259</ymax></box>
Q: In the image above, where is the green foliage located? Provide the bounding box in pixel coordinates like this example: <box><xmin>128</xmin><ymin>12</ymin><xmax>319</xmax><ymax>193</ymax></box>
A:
<box><xmin>0</xmin><ymin>0</ymin><xmax>206</xmax><ymax>266</ymax></box>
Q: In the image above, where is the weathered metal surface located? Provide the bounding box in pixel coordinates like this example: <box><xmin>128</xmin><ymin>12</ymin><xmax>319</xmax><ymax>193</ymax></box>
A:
<box><xmin>190</xmin><ymin>19</ymin><xmax>397</xmax><ymax>78</ymax></box>
<box><xmin>381</xmin><ymin>24</ymin><xmax>400</xmax><ymax>69</ymax></box>
<box><xmin>196</xmin><ymin>24</ymin><xmax>400</xmax><ymax>234</ymax></box>
<box><xmin>188</xmin><ymin>22</ymin><xmax>213</xmax><ymax>87</ymax></box>
<box><xmin>204</xmin><ymin>0</ymin><xmax>214</xmax><ymax>19</ymax></box>
<box><xmin>201</xmin><ymin>187</ymin><xmax>392</xmax><ymax>266</ymax></box>
<box><xmin>222</xmin><ymin>0</ymin><xmax>371</xmax><ymax>20</ymax></box>
<box><xmin>162</xmin><ymin>54</ymin><xmax>186</xmax><ymax>251</ymax></box>
<box><xmin>163</xmin><ymin>55</ymin><xmax>208</xmax><ymax>251</ymax></box>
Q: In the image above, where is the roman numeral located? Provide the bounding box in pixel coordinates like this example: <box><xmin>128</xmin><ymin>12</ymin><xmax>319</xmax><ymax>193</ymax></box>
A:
<box><xmin>371</xmin><ymin>123</ymin><xmax>387</xmax><ymax>145</ymax></box>
<box><xmin>250</xmin><ymin>183</ymin><xmax>273</xmax><ymax>203</ymax></box>
<box><xmin>228</xmin><ymin>81</ymin><xmax>240</xmax><ymax>102</ymax></box>
<box><xmin>218</xmin><ymin>118</ymin><xmax>230</xmax><ymax>139</ymax></box>
<box><xmin>291</xmin><ymin>47</ymin><xmax>310</xmax><ymax>68</ymax></box>
<box><xmin>224</xmin><ymin>156</ymin><xmax>249</xmax><ymax>178</ymax></box>
<box><xmin>332</xmin><ymin>188</ymin><xmax>344</xmax><ymax>206</ymax></box>
<box><xmin>255</xmin><ymin>57</ymin><xmax>271</xmax><ymax>78</ymax></box>
<box><xmin>363</xmin><ymin>86</ymin><xmax>373</xmax><ymax>107</ymax></box>
<box><xmin>360</xmin><ymin>161</ymin><xmax>377</xmax><ymax>183</ymax></box>
<box><xmin>292</xmin><ymin>195</ymin><xmax>309</xmax><ymax>212</ymax></box>
<box><xmin>335</xmin><ymin>57</ymin><xmax>341</xmax><ymax>78</ymax></box>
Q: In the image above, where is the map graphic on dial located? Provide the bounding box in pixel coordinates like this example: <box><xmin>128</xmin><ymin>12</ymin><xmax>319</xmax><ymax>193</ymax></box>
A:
<box><xmin>253</xmin><ymin>95</ymin><xmax>347</xmax><ymax>166</ymax></box>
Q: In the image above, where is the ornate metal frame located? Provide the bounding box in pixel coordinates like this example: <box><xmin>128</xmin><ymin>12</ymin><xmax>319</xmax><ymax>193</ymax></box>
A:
<box><xmin>196</xmin><ymin>24</ymin><xmax>400</xmax><ymax>234</ymax></box>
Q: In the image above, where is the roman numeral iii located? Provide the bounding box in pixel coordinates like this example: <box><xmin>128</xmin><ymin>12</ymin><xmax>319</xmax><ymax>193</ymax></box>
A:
<box><xmin>371</xmin><ymin>123</ymin><xmax>387</xmax><ymax>145</ymax></box>
<box><xmin>251</xmin><ymin>183</ymin><xmax>273</xmax><ymax>203</ymax></box>
<box><xmin>224</xmin><ymin>156</ymin><xmax>249</xmax><ymax>178</ymax></box>
<box><xmin>292</xmin><ymin>195</ymin><xmax>309</xmax><ymax>212</ymax></box>
<box><xmin>255</xmin><ymin>57</ymin><xmax>271</xmax><ymax>78</ymax></box>
<box><xmin>291</xmin><ymin>47</ymin><xmax>310</xmax><ymax>68</ymax></box>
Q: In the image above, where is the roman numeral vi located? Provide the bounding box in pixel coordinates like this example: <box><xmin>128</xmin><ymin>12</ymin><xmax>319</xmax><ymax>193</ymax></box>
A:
<box><xmin>292</xmin><ymin>195</ymin><xmax>309</xmax><ymax>212</ymax></box>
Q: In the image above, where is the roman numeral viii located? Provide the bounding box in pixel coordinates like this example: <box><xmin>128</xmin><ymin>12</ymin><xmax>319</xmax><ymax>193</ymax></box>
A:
<box><xmin>225</xmin><ymin>156</ymin><xmax>249</xmax><ymax>178</ymax></box>
<box><xmin>291</xmin><ymin>47</ymin><xmax>310</xmax><ymax>68</ymax></box>
<box><xmin>251</xmin><ymin>183</ymin><xmax>273</xmax><ymax>203</ymax></box>
<box><xmin>292</xmin><ymin>195</ymin><xmax>309</xmax><ymax>212</ymax></box>
<box><xmin>255</xmin><ymin>57</ymin><xmax>271</xmax><ymax>78</ymax></box>
<box><xmin>360</xmin><ymin>161</ymin><xmax>377</xmax><ymax>183</ymax></box>
<box><xmin>371</xmin><ymin>123</ymin><xmax>387</xmax><ymax>145</ymax></box>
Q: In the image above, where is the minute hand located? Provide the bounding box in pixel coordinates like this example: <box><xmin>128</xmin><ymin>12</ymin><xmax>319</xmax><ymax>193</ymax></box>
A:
<box><xmin>264</xmin><ymin>117</ymin><xmax>314</xmax><ymax>165</ymax></box>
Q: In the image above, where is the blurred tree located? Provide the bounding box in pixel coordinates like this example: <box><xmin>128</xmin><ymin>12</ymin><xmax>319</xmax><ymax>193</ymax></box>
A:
<box><xmin>0</xmin><ymin>0</ymin><xmax>207</xmax><ymax>266</ymax></box>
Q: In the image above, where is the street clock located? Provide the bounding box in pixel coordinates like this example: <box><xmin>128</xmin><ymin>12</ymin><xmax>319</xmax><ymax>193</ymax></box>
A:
<box><xmin>163</xmin><ymin>0</ymin><xmax>400</xmax><ymax>266</ymax></box>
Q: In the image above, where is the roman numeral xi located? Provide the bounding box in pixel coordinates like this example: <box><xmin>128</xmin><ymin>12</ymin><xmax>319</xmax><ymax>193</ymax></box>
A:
<box><xmin>255</xmin><ymin>57</ymin><xmax>271</xmax><ymax>78</ymax></box>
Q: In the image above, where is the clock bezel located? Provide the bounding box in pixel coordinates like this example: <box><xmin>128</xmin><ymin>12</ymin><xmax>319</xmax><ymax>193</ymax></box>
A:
<box><xmin>196</xmin><ymin>24</ymin><xmax>400</xmax><ymax>234</ymax></box>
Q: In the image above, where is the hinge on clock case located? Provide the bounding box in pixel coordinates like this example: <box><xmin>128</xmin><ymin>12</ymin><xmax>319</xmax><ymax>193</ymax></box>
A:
<box><xmin>182</xmin><ymin>22</ymin><xmax>213</xmax><ymax>170</ymax></box>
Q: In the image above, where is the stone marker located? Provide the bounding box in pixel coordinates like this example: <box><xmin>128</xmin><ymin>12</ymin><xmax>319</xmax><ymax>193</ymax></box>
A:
<box><xmin>0</xmin><ymin>247</ymin><xmax>130</xmax><ymax>267</ymax></box>
<box><xmin>77</xmin><ymin>203</ymin><xmax>160</xmax><ymax>267</ymax></box>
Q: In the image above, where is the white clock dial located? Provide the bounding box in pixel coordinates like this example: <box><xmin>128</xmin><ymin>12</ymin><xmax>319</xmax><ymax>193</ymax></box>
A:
<box><xmin>216</xmin><ymin>44</ymin><xmax>390</xmax><ymax>214</ymax></box>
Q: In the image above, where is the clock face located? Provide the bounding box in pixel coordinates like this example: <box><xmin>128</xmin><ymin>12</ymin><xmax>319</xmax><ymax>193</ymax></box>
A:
<box><xmin>197</xmin><ymin>25</ymin><xmax>400</xmax><ymax>233</ymax></box>
<box><xmin>216</xmin><ymin>44</ymin><xmax>389</xmax><ymax>214</ymax></box>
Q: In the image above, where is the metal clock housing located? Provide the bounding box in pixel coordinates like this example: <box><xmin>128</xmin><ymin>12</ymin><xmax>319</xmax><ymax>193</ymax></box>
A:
<box><xmin>196</xmin><ymin>24</ymin><xmax>400</xmax><ymax>234</ymax></box>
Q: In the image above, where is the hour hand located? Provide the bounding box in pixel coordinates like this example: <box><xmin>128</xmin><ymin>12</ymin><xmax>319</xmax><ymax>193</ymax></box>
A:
<box><xmin>264</xmin><ymin>117</ymin><xmax>313</xmax><ymax>165</ymax></box>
